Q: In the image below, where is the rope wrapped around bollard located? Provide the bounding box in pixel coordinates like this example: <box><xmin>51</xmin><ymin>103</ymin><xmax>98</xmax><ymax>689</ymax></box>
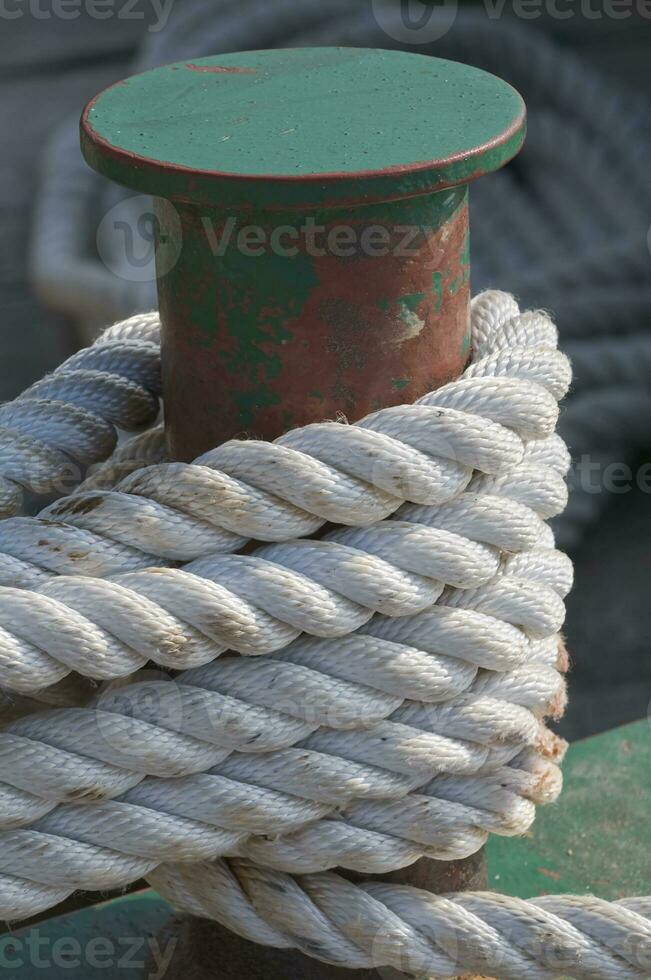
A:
<box><xmin>0</xmin><ymin>292</ymin><xmax>648</xmax><ymax>979</ymax></box>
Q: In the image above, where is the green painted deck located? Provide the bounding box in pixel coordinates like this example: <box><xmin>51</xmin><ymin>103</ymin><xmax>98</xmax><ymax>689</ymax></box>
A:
<box><xmin>3</xmin><ymin>720</ymin><xmax>648</xmax><ymax>978</ymax></box>
<box><xmin>488</xmin><ymin>719</ymin><xmax>650</xmax><ymax>900</ymax></box>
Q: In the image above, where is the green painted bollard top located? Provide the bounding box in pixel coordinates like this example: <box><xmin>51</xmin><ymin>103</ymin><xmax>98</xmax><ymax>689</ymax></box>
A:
<box><xmin>82</xmin><ymin>47</ymin><xmax>525</xmax><ymax>210</ymax></box>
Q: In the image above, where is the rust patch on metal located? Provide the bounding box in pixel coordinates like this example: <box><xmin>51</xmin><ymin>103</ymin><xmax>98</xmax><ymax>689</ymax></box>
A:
<box><xmin>160</xmin><ymin>197</ymin><xmax>472</xmax><ymax>460</ymax></box>
<box><xmin>538</xmin><ymin>866</ymin><xmax>562</xmax><ymax>881</ymax></box>
<box><xmin>185</xmin><ymin>63</ymin><xmax>257</xmax><ymax>75</ymax></box>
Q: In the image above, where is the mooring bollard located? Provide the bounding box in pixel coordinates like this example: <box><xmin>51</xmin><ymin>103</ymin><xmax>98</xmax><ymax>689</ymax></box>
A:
<box><xmin>81</xmin><ymin>47</ymin><xmax>526</xmax><ymax>978</ymax></box>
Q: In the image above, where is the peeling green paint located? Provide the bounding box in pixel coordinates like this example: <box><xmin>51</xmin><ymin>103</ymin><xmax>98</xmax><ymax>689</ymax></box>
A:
<box><xmin>399</xmin><ymin>292</ymin><xmax>426</xmax><ymax>314</ymax></box>
<box><xmin>461</xmin><ymin>329</ymin><xmax>472</xmax><ymax>358</ymax></box>
<box><xmin>431</xmin><ymin>272</ymin><xmax>443</xmax><ymax>313</ymax></box>
<box><xmin>233</xmin><ymin>387</ymin><xmax>282</xmax><ymax>428</ymax></box>
<box><xmin>448</xmin><ymin>272</ymin><xmax>464</xmax><ymax>296</ymax></box>
<box><xmin>460</xmin><ymin>228</ymin><xmax>471</xmax><ymax>269</ymax></box>
<box><xmin>158</xmin><ymin>205</ymin><xmax>321</xmax><ymax>428</ymax></box>
<box><xmin>392</xmin><ymin>378</ymin><xmax>410</xmax><ymax>391</ymax></box>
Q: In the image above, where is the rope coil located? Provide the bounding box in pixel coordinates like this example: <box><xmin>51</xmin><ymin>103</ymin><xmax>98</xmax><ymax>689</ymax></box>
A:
<box><xmin>0</xmin><ymin>292</ymin><xmax>648</xmax><ymax>978</ymax></box>
<box><xmin>0</xmin><ymin>313</ymin><xmax>161</xmax><ymax>519</ymax></box>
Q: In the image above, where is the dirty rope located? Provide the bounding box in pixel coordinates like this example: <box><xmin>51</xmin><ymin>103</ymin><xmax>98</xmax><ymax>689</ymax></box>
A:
<box><xmin>0</xmin><ymin>292</ymin><xmax>648</xmax><ymax>978</ymax></box>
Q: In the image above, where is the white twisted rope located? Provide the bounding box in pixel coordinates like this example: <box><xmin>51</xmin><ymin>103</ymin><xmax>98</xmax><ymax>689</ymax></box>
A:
<box><xmin>149</xmin><ymin>863</ymin><xmax>651</xmax><ymax>980</ymax></box>
<box><xmin>0</xmin><ymin>313</ymin><xmax>161</xmax><ymax>518</ymax></box>
<box><xmin>0</xmin><ymin>294</ymin><xmax>570</xmax><ymax>702</ymax></box>
<box><xmin>0</xmin><ymin>292</ymin><xmax>647</xmax><ymax>978</ymax></box>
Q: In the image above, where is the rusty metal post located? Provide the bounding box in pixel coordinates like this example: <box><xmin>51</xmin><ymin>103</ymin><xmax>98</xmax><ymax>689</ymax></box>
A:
<box><xmin>81</xmin><ymin>47</ymin><xmax>525</xmax><ymax>977</ymax></box>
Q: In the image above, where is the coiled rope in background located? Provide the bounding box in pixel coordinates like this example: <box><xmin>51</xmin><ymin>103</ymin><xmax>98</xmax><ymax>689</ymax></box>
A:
<box><xmin>0</xmin><ymin>292</ymin><xmax>648</xmax><ymax>978</ymax></box>
<box><xmin>0</xmin><ymin>313</ymin><xmax>161</xmax><ymax>521</ymax></box>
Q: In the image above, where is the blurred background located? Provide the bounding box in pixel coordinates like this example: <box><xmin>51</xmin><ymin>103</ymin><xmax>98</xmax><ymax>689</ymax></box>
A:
<box><xmin>1</xmin><ymin>0</ymin><xmax>650</xmax><ymax>740</ymax></box>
